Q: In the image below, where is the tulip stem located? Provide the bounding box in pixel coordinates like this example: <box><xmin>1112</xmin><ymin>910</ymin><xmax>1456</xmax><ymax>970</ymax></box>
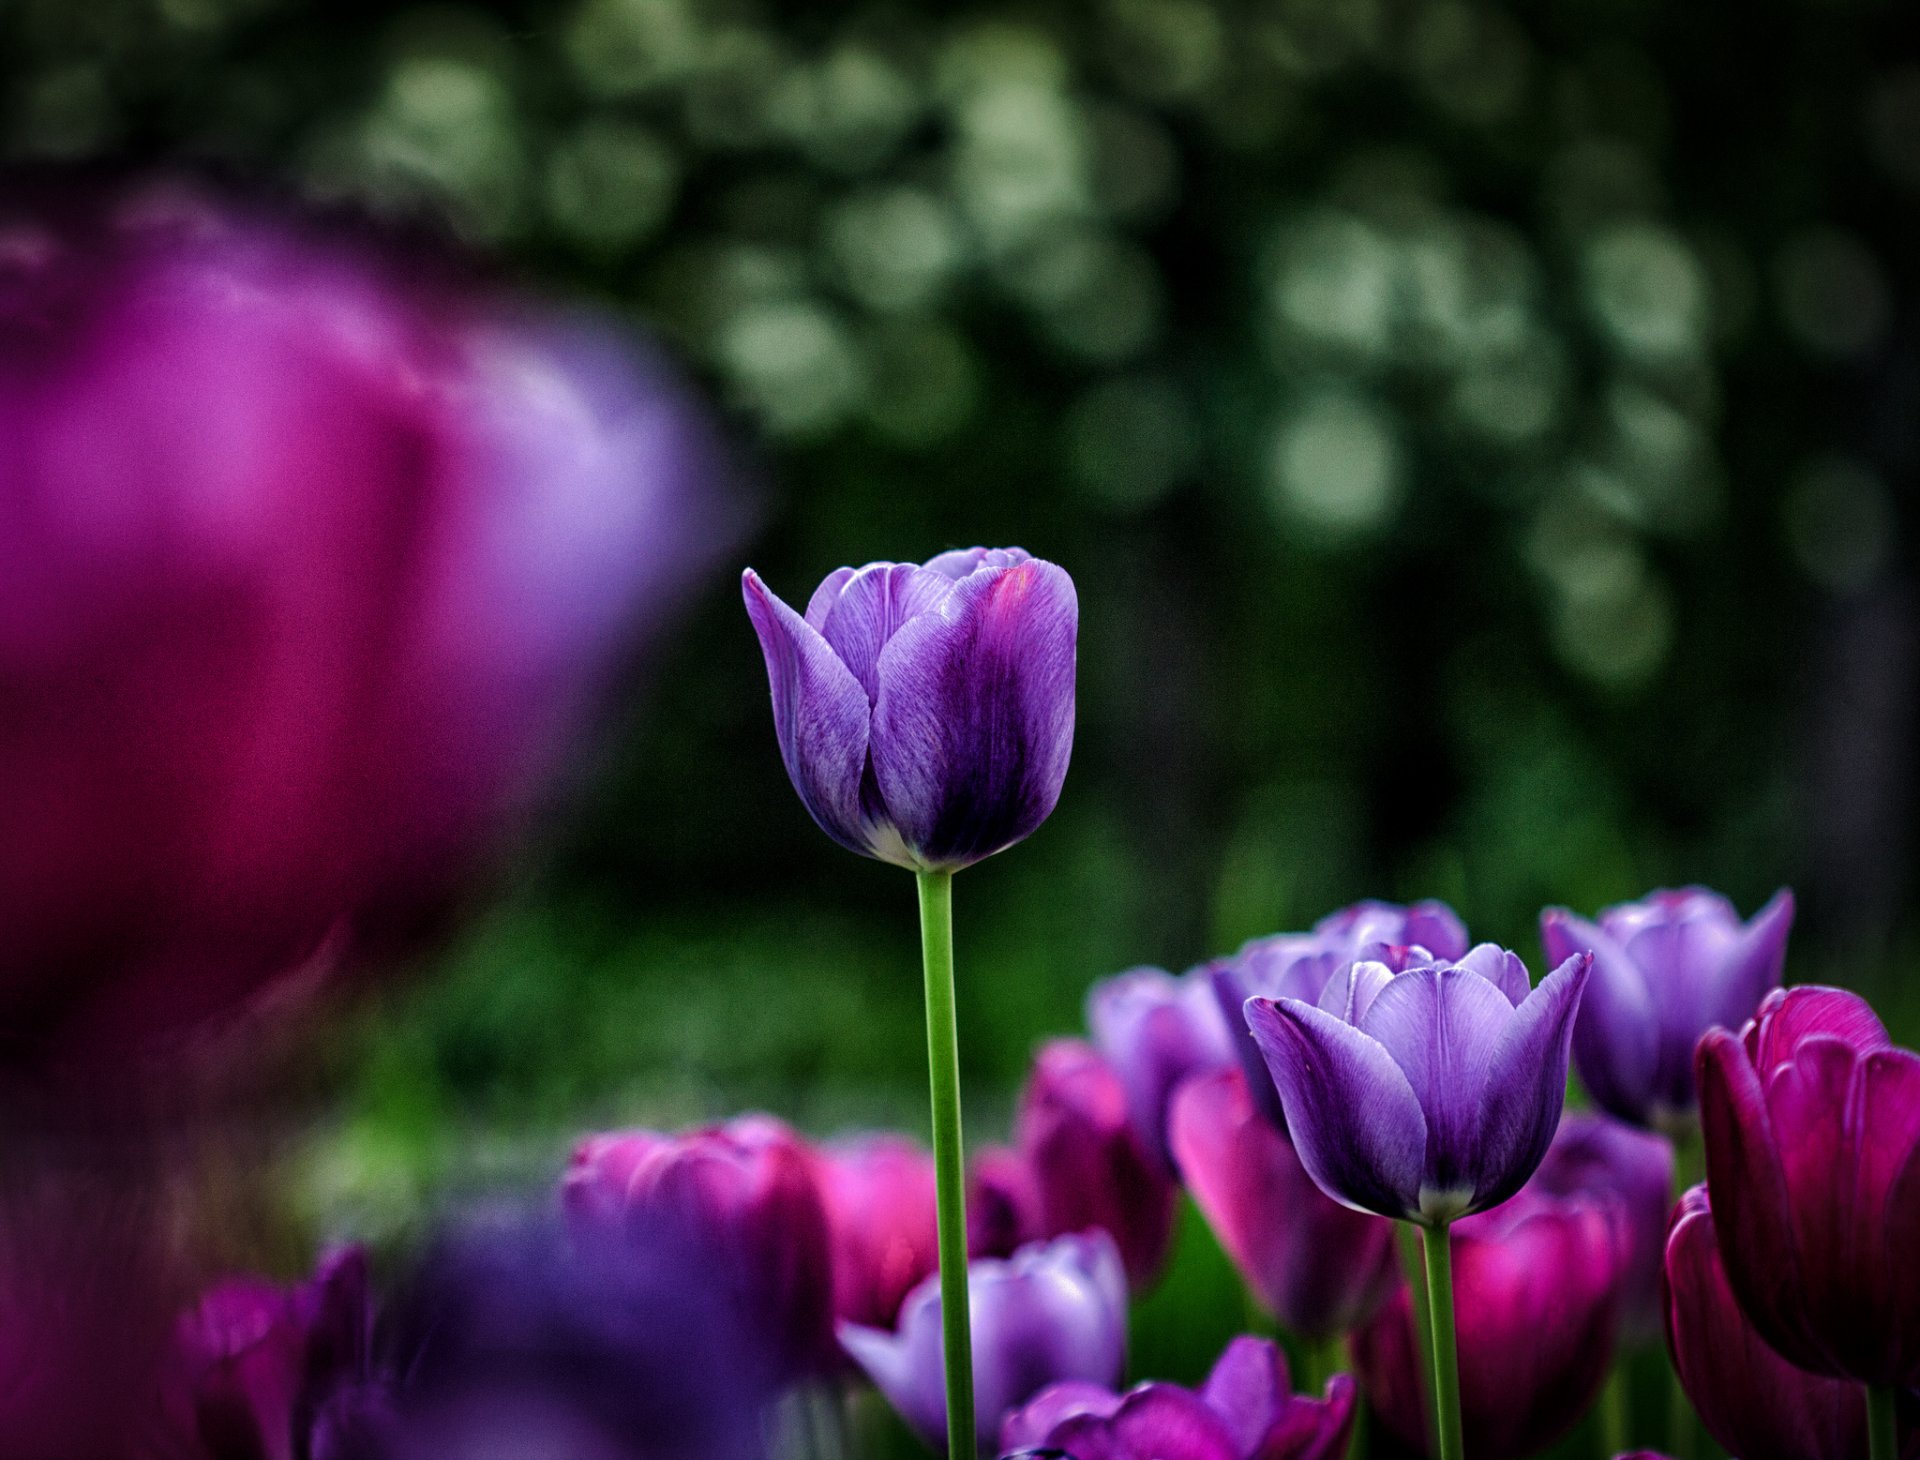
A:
<box><xmin>917</xmin><ymin>869</ymin><xmax>975</xmax><ymax>1458</ymax></box>
<box><xmin>1420</xmin><ymin>1222</ymin><xmax>1465</xmax><ymax>1460</ymax></box>
<box><xmin>1396</xmin><ymin>1223</ymin><xmax>1437</xmax><ymax>1441</ymax></box>
<box><xmin>1868</xmin><ymin>1384</ymin><xmax>1897</xmax><ymax>1460</ymax></box>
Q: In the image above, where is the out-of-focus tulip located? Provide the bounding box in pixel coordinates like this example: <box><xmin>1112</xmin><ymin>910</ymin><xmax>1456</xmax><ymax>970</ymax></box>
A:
<box><xmin>1207</xmin><ymin>902</ymin><xmax>1469</xmax><ymax>1127</ymax></box>
<box><xmin>840</xmin><ymin>1232</ymin><xmax>1127</xmax><ymax>1457</ymax></box>
<box><xmin>998</xmin><ymin>1335</ymin><xmax>1355</xmax><ymax>1460</ymax></box>
<box><xmin>1245</xmin><ymin>945</ymin><xmax>1589</xmax><ymax>1224</ymax></box>
<box><xmin>0</xmin><ymin>181</ymin><xmax>732</xmax><ymax>1053</ymax></box>
<box><xmin>562</xmin><ymin>1114</ymin><xmax>835</xmax><ymax>1381</ymax></box>
<box><xmin>1662</xmin><ymin>1185</ymin><xmax>1900</xmax><ymax>1460</ymax></box>
<box><xmin>1169</xmin><ymin>1067</ymin><xmax>1397</xmax><ymax>1342</ymax></box>
<box><xmin>1085</xmin><ymin>965</ymin><xmax>1233</xmax><ymax>1168</ymax></box>
<box><xmin>1542</xmin><ymin>888</ymin><xmax>1794</xmax><ymax>1133</ymax></box>
<box><xmin>741</xmin><ymin>550</ymin><xmax>1076</xmax><ymax>872</ymax></box>
<box><xmin>1013</xmin><ymin>1039</ymin><xmax>1178</xmax><ymax>1287</ymax></box>
<box><xmin>1353</xmin><ymin>1188</ymin><xmax>1626</xmax><ymax>1460</ymax></box>
<box><xmin>816</xmin><ymin>1133</ymin><xmax>940</xmax><ymax>1331</ymax></box>
<box><xmin>968</xmin><ymin>1144</ymin><xmax>1043</xmax><ymax>1259</ymax></box>
<box><xmin>1528</xmin><ymin>1112</ymin><xmax>1674</xmax><ymax>1342</ymax></box>
<box><xmin>1696</xmin><ymin>984</ymin><xmax>1920</xmax><ymax>1387</ymax></box>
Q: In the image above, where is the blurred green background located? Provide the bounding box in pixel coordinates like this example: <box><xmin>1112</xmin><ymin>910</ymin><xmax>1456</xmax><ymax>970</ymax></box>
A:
<box><xmin>3</xmin><ymin>0</ymin><xmax>1914</xmax><ymax>1427</ymax></box>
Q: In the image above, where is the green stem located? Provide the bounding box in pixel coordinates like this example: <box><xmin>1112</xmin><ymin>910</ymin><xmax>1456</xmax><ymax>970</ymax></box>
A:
<box><xmin>1598</xmin><ymin>1364</ymin><xmax>1628</xmax><ymax>1459</ymax></box>
<box><xmin>1396</xmin><ymin>1222</ymin><xmax>1437</xmax><ymax>1441</ymax></box>
<box><xmin>917</xmin><ymin>870</ymin><xmax>975</xmax><ymax>1458</ymax></box>
<box><xmin>1868</xmin><ymin>1384</ymin><xmax>1898</xmax><ymax>1460</ymax></box>
<box><xmin>1421</xmin><ymin>1223</ymin><xmax>1465</xmax><ymax>1460</ymax></box>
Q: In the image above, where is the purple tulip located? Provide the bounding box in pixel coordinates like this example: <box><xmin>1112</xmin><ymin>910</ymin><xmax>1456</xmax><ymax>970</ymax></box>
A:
<box><xmin>1167</xmin><ymin>1067</ymin><xmax>1397</xmax><ymax>1341</ymax></box>
<box><xmin>968</xmin><ymin>1143</ymin><xmax>1044</xmax><ymax>1260</ymax></box>
<box><xmin>0</xmin><ymin>181</ymin><xmax>731</xmax><ymax>1053</ymax></box>
<box><xmin>1541</xmin><ymin>887</ymin><xmax>1794</xmax><ymax>1133</ymax></box>
<box><xmin>1208</xmin><ymin>901</ymin><xmax>1469</xmax><ymax>1127</ymax></box>
<box><xmin>1528</xmin><ymin>1112</ymin><xmax>1675</xmax><ymax>1342</ymax></box>
<box><xmin>1085</xmin><ymin>965</ymin><xmax>1234</xmax><ymax>1169</ymax></box>
<box><xmin>816</xmin><ymin>1134</ymin><xmax>941</xmax><ymax>1331</ymax></box>
<box><xmin>1014</xmin><ymin>1039</ymin><xmax>1179</xmax><ymax>1287</ymax></box>
<box><xmin>1663</xmin><ymin>1185</ymin><xmax>1908</xmax><ymax>1460</ymax></box>
<box><xmin>998</xmin><ymin>1336</ymin><xmax>1356</xmax><ymax>1460</ymax></box>
<box><xmin>1244</xmin><ymin>943</ymin><xmax>1590</xmax><ymax>1224</ymax></box>
<box><xmin>840</xmin><ymin>1232</ymin><xmax>1128</xmax><ymax>1456</ymax></box>
<box><xmin>741</xmin><ymin>550</ymin><xmax>1076</xmax><ymax>872</ymax></box>
<box><xmin>1696</xmin><ymin>984</ymin><xmax>1920</xmax><ymax>1387</ymax></box>
<box><xmin>1353</xmin><ymin>1187</ymin><xmax>1626</xmax><ymax>1460</ymax></box>
<box><xmin>562</xmin><ymin>1114</ymin><xmax>836</xmax><ymax>1381</ymax></box>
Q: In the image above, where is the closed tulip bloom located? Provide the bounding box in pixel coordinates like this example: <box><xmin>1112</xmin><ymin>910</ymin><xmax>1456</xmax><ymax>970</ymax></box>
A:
<box><xmin>1696</xmin><ymin>984</ymin><xmax>1920</xmax><ymax>1387</ymax></box>
<box><xmin>1542</xmin><ymin>887</ymin><xmax>1794</xmax><ymax>1133</ymax></box>
<box><xmin>1168</xmin><ymin>1068</ymin><xmax>1397</xmax><ymax>1342</ymax></box>
<box><xmin>741</xmin><ymin>550</ymin><xmax>1075</xmax><ymax>872</ymax></box>
<box><xmin>1528</xmin><ymin>1113</ymin><xmax>1675</xmax><ymax>1342</ymax></box>
<box><xmin>1353</xmin><ymin>1188</ymin><xmax>1626</xmax><ymax>1460</ymax></box>
<box><xmin>1086</xmin><ymin>966</ymin><xmax>1234</xmax><ymax>1169</ymax></box>
<box><xmin>1245</xmin><ymin>944</ymin><xmax>1590</xmax><ymax>1224</ymax></box>
<box><xmin>817</xmin><ymin>1134</ymin><xmax>940</xmax><ymax>1331</ymax></box>
<box><xmin>562</xmin><ymin>1114</ymin><xmax>835</xmax><ymax>1381</ymax></box>
<box><xmin>999</xmin><ymin>1336</ymin><xmax>1355</xmax><ymax>1460</ymax></box>
<box><xmin>842</xmin><ymin>1233</ymin><xmax>1127</xmax><ymax>1457</ymax></box>
<box><xmin>1014</xmin><ymin>1040</ymin><xmax>1178</xmax><ymax>1286</ymax></box>
<box><xmin>968</xmin><ymin>1144</ymin><xmax>1044</xmax><ymax>1260</ymax></box>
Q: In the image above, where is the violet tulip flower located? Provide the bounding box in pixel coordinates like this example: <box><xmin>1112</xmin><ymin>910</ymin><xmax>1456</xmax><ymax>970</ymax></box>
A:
<box><xmin>1085</xmin><ymin>965</ymin><xmax>1234</xmax><ymax>1168</ymax></box>
<box><xmin>1168</xmin><ymin>1067</ymin><xmax>1397</xmax><ymax>1342</ymax></box>
<box><xmin>968</xmin><ymin>1144</ymin><xmax>1044</xmax><ymax>1260</ymax></box>
<box><xmin>1541</xmin><ymin>887</ymin><xmax>1793</xmax><ymax>1133</ymax></box>
<box><xmin>0</xmin><ymin>180</ymin><xmax>731</xmax><ymax>1052</ymax></box>
<box><xmin>840</xmin><ymin>1233</ymin><xmax>1127</xmax><ymax>1457</ymax></box>
<box><xmin>817</xmin><ymin>1134</ymin><xmax>941</xmax><ymax>1331</ymax></box>
<box><xmin>999</xmin><ymin>1336</ymin><xmax>1355</xmax><ymax>1460</ymax></box>
<box><xmin>1352</xmin><ymin>1187</ymin><xmax>1627</xmax><ymax>1460</ymax></box>
<box><xmin>1529</xmin><ymin>1112</ymin><xmax>1674</xmax><ymax>1342</ymax></box>
<box><xmin>1696</xmin><ymin>984</ymin><xmax>1920</xmax><ymax>1390</ymax></box>
<box><xmin>562</xmin><ymin>1114</ymin><xmax>836</xmax><ymax>1381</ymax></box>
<box><xmin>741</xmin><ymin>550</ymin><xmax>1076</xmax><ymax>872</ymax></box>
<box><xmin>1245</xmin><ymin>943</ymin><xmax>1590</xmax><ymax>1225</ymax></box>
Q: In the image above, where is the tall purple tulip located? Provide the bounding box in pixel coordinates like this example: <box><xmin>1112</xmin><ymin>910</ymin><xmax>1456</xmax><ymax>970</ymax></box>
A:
<box><xmin>999</xmin><ymin>1336</ymin><xmax>1355</xmax><ymax>1460</ymax></box>
<box><xmin>1168</xmin><ymin>1067</ymin><xmax>1397</xmax><ymax>1342</ymax></box>
<box><xmin>1542</xmin><ymin>887</ymin><xmax>1794</xmax><ymax>1133</ymax></box>
<box><xmin>0</xmin><ymin>181</ymin><xmax>730</xmax><ymax>1053</ymax></box>
<box><xmin>1085</xmin><ymin>965</ymin><xmax>1233</xmax><ymax>1169</ymax></box>
<box><xmin>841</xmin><ymin>1233</ymin><xmax>1127</xmax><ymax>1457</ymax></box>
<box><xmin>1529</xmin><ymin>1112</ymin><xmax>1674</xmax><ymax>1342</ymax></box>
<box><xmin>1696</xmin><ymin>985</ymin><xmax>1920</xmax><ymax>1400</ymax></box>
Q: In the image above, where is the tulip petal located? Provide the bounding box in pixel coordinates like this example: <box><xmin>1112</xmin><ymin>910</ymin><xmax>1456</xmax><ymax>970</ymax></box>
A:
<box><xmin>742</xmin><ymin>570</ymin><xmax>877</xmax><ymax>859</ymax></box>
<box><xmin>804</xmin><ymin>566</ymin><xmax>858</xmax><ymax>630</ymax></box>
<box><xmin>1198</xmin><ymin>1336</ymin><xmax>1289</xmax><ymax>1455</ymax></box>
<box><xmin>818</xmin><ymin>562</ymin><xmax>952</xmax><ymax>701</ymax></box>
<box><xmin>1747</xmin><ymin>985</ymin><xmax>1890</xmax><ymax>1072</ymax></box>
<box><xmin>1470</xmin><ymin>953</ymin><xmax>1589</xmax><ymax>1213</ymax></box>
<box><xmin>1544</xmin><ymin>908</ymin><xmax>1661</xmax><ymax>1126</ymax></box>
<box><xmin>1000</xmin><ymin>1381</ymin><xmax>1124</xmax><ymax>1451</ymax></box>
<box><xmin>1452</xmin><ymin>943</ymin><xmax>1531</xmax><ymax>1006</ymax></box>
<box><xmin>870</xmin><ymin>559</ymin><xmax>1076</xmax><ymax>870</ymax></box>
<box><xmin>1706</xmin><ymin>888</ymin><xmax>1795</xmax><ymax>1034</ymax></box>
<box><xmin>1263</xmin><ymin>1374</ymin><xmax>1358</xmax><ymax>1460</ymax></box>
<box><xmin>1855</xmin><ymin>1049</ymin><xmax>1920</xmax><ymax>1384</ymax></box>
<box><xmin>1245</xmin><ymin>997</ymin><xmax>1427</xmax><ymax>1219</ymax></box>
<box><xmin>1098</xmin><ymin>1385</ymin><xmax>1242</xmax><ymax>1460</ymax></box>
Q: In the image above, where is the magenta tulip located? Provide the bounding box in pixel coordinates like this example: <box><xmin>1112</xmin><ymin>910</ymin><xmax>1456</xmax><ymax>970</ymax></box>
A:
<box><xmin>817</xmin><ymin>1133</ymin><xmax>941</xmax><ymax>1331</ymax></box>
<box><xmin>1528</xmin><ymin>1112</ymin><xmax>1674</xmax><ymax>1342</ymax></box>
<box><xmin>968</xmin><ymin>1143</ymin><xmax>1044</xmax><ymax>1260</ymax></box>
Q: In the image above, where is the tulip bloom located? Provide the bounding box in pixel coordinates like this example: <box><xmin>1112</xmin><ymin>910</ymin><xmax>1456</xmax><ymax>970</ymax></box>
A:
<box><xmin>1168</xmin><ymin>1067</ymin><xmax>1398</xmax><ymax>1342</ymax></box>
<box><xmin>1696</xmin><ymin>985</ymin><xmax>1920</xmax><ymax>1399</ymax></box>
<box><xmin>1542</xmin><ymin>887</ymin><xmax>1794</xmax><ymax>1133</ymax></box>
<box><xmin>999</xmin><ymin>1336</ymin><xmax>1355</xmax><ymax>1460</ymax></box>
<box><xmin>1528</xmin><ymin>1112</ymin><xmax>1674</xmax><ymax>1342</ymax></box>
<box><xmin>817</xmin><ymin>1134</ymin><xmax>941</xmax><ymax>1331</ymax></box>
<box><xmin>562</xmin><ymin>1114</ymin><xmax>835</xmax><ymax>1381</ymax></box>
<box><xmin>741</xmin><ymin>550</ymin><xmax>1076</xmax><ymax>873</ymax></box>
<box><xmin>1085</xmin><ymin>965</ymin><xmax>1234</xmax><ymax>1168</ymax></box>
<box><xmin>1353</xmin><ymin>1187</ymin><xmax>1626</xmax><ymax>1460</ymax></box>
<box><xmin>968</xmin><ymin>1144</ymin><xmax>1044</xmax><ymax>1260</ymax></box>
<box><xmin>840</xmin><ymin>1233</ymin><xmax>1127</xmax><ymax>1457</ymax></box>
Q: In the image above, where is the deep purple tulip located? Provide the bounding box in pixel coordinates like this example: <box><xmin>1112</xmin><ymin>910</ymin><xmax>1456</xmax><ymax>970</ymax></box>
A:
<box><xmin>0</xmin><ymin>181</ymin><xmax>731</xmax><ymax>1052</ymax></box>
<box><xmin>1528</xmin><ymin>1112</ymin><xmax>1674</xmax><ymax>1342</ymax></box>
<box><xmin>562</xmin><ymin>1113</ymin><xmax>836</xmax><ymax>1381</ymax></box>
<box><xmin>1208</xmin><ymin>902</ymin><xmax>1469</xmax><ymax>1127</ymax></box>
<box><xmin>968</xmin><ymin>1143</ymin><xmax>1044</xmax><ymax>1259</ymax></box>
<box><xmin>816</xmin><ymin>1134</ymin><xmax>941</xmax><ymax>1331</ymax></box>
<box><xmin>1245</xmin><ymin>944</ymin><xmax>1590</xmax><ymax>1224</ymax></box>
<box><xmin>1696</xmin><ymin>984</ymin><xmax>1920</xmax><ymax>1387</ymax></box>
<box><xmin>840</xmin><ymin>1232</ymin><xmax>1128</xmax><ymax>1456</ymax></box>
<box><xmin>1085</xmin><ymin>965</ymin><xmax>1234</xmax><ymax>1169</ymax></box>
<box><xmin>999</xmin><ymin>1336</ymin><xmax>1356</xmax><ymax>1460</ymax></box>
<box><xmin>741</xmin><ymin>550</ymin><xmax>1076</xmax><ymax>872</ymax></box>
<box><xmin>1168</xmin><ymin>1067</ymin><xmax>1397</xmax><ymax>1341</ymax></box>
<box><xmin>1353</xmin><ymin>1187</ymin><xmax>1626</xmax><ymax>1460</ymax></box>
<box><xmin>1543</xmin><ymin>888</ymin><xmax>1794</xmax><ymax>1132</ymax></box>
<box><xmin>1014</xmin><ymin>1039</ymin><xmax>1179</xmax><ymax>1287</ymax></box>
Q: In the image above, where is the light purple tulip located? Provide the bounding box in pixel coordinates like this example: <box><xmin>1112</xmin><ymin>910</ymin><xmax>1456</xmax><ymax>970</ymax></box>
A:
<box><xmin>1246</xmin><ymin>943</ymin><xmax>1591</xmax><ymax>1225</ymax></box>
<box><xmin>1541</xmin><ymin>887</ymin><xmax>1794</xmax><ymax>1132</ymax></box>
<box><xmin>742</xmin><ymin>550</ymin><xmax>1076</xmax><ymax>872</ymax></box>
<box><xmin>840</xmin><ymin>1232</ymin><xmax>1128</xmax><ymax>1456</ymax></box>
<box><xmin>999</xmin><ymin>1336</ymin><xmax>1356</xmax><ymax>1460</ymax></box>
<box><xmin>1085</xmin><ymin>965</ymin><xmax>1234</xmax><ymax>1168</ymax></box>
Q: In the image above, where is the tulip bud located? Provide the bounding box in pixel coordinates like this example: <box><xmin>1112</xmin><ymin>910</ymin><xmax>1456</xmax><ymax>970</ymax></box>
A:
<box><xmin>1527</xmin><ymin>1112</ymin><xmax>1674</xmax><ymax>1342</ymax></box>
<box><xmin>1085</xmin><ymin>965</ymin><xmax>1233</xmax><ymax>1168</ymax></box>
